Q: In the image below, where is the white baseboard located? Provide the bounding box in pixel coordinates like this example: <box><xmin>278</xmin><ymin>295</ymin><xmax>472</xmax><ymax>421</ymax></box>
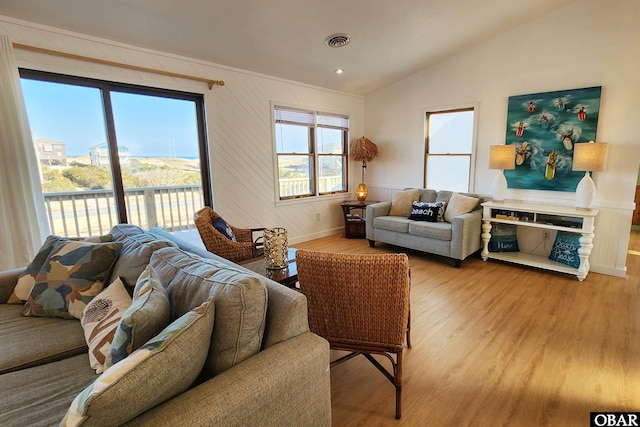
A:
<box><xmin>289</xmin><ymin>228</ymin><xmax>343</xmax><ymax>245</ymax></box>
<box><xmin>589</xmin><ymin>264</ymin><xmax>627</xmax><ymax>279</ymax></box>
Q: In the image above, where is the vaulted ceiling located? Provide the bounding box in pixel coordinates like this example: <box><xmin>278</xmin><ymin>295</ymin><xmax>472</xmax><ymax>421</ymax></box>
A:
<box><xmin>0</xmin><ymin>0</ymin><xmax>575</xmax><ymax>95</ymax></box>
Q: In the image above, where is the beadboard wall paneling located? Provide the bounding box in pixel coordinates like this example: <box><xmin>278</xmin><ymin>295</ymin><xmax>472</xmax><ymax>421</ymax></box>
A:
<box><xmin>0</xmin><ymin>16</ymin><xmax>364</xmax><ymax>244</ymax></box>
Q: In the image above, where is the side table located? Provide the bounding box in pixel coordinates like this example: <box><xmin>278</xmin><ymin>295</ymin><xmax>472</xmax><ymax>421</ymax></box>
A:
<box><xmin>340</xmin><ymin>200</ymin><xmax>379</xmax><ymax>239</ymax></box>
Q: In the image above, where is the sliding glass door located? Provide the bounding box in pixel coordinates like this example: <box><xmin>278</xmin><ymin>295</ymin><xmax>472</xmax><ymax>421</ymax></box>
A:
<box><xmin>20</xmin><ymin>70</ymin><xmax>210</xmax><ymax>236</ymax></box>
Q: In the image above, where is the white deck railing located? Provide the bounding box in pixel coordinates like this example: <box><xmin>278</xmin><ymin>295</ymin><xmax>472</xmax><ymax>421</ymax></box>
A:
<box><xmin>44</xmin><ymin>185</ymin><xmax>203</xmax><ymax>237</ymax></box>
<box><xmin>44</xmin><ymin>177</ymin><xmax>345</xmax><ymax>237</ymax></box>
<box><xmin>279</xmin><ymin>176</ymin><xmax>344</xmax><ymax>198</ymax></box>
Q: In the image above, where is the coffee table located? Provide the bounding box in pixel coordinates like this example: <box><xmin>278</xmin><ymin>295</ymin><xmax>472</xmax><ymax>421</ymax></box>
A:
<box><xmin>239</xmin><ymin>248</ymin><xmax>298</xmax><ymax>288</ymax></box>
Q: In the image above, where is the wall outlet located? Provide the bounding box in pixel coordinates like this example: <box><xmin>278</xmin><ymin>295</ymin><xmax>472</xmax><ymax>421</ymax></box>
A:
<box><xmin>315</xmin><ymin>213</ymin><xmax>321</xmax><ymax>222</ymax></box>
<box><xmin>543</xmin><ymin>231</ymin><xmax>550</xmax><ymax>240</ymax></box>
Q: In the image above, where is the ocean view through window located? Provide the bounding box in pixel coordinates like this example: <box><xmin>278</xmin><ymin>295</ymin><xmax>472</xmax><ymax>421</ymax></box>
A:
<box><xmin>20</xmin><ymin>69</ymin><xmax>210</xmax><ymax>236</ymax></box>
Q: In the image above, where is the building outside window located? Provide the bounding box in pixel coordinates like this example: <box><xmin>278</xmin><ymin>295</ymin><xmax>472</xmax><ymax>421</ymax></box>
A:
<box><xmin>20</xmin><ymin>69</ymin><xmax>210</xmax><ymax>236</ymax></box>
<box><xmin>274</xmin><ymin>106</ymin><xmax>348</xmax><ymax>200</ymax></box>
<box><xmin>424</xmin><ymin>108</ymin><xmax>475</xmax><ymax>192</ymax></box>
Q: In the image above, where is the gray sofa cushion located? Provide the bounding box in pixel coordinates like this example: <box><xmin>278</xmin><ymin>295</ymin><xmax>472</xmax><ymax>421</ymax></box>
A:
<box><xmin>109</xmin><ymin>231</ymin><xmax>177</xmax><ymax>287</ymax></box>
<box><xmin>0</xmin><ymin>305</ymin><xmax>86</xmax><ymax>374</ymax></box>
<box><xmin>0</xmin><ymin>353</ymin><xmax>96</xmax><ymax>427</ymax></box>
<box><xmin>149</xmin><ymin>227</ymin><xmax>310</xmax><ymax>350</ymax></box>
<box><xmin>149</xmin><ymin>247</ymin><xmax>268</xmax><ymax>378</ymax></box>
<box><xmin>408</xmin><ymin>221</ymin><xmax>452</xmax><ymax>240</ymax></box>
<box><xmin>110</xmin><ymin>223</ymin><xmax>146</xmax><ymax>241</ymax></box>
<box><xmin>374</xmin><ymin>216</ymin><xmax>412</xmax><ymax>233</ymax></box>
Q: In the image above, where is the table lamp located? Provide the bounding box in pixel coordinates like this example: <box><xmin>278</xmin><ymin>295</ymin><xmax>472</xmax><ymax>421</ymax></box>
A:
<box><xmin>489</xmin><ymin>144</ymin><xmax>516</xmax><ymax>202</ymax></box>
<box><xmin>350</xmin><ymin>136</ymin><xmax>378</xmax><ymax>201</ymax></box>
<box><xmin>572</xmin><ymin>141</ymin><xmax>609</xmax><ymax>209</ymax></box>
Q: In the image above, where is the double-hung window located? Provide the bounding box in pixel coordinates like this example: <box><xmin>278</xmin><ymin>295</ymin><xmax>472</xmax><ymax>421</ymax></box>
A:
<box><xmin>424</xmin><ymin>108</ymin><xmax>475</xmax><ymax>192</ymax></box>
<box><xmin>274</xmin><ymin>106</ymin><xmax>348</xmax><ymax>200</ymax></box>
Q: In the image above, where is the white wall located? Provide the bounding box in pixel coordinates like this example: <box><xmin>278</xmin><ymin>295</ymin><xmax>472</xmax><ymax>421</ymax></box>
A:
<box><xmin>0</xmin><ymin>16</ymin><xmax>364</xmax><ymax>244</ymax></box>
<box><xmin>364</xmin><ymin>0</ymin><xmax>640</xmax><ymax>277</ymax></box>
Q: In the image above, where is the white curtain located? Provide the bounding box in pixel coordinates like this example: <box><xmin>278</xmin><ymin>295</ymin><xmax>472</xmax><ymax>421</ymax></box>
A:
<box><xmin>0</xmin><ymin>35</ymin><xmax>49</xmax><ymax>270</ymax></box>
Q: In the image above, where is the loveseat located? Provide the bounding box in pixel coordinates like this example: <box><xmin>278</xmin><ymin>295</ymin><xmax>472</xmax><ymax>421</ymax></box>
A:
<box><xmin>366</xmin><ymin>189</ymin><xmax>484</xmax><ymax>267</ymax></box>
<box><xmin>0</xmin><ymin>224</ymin><xmax>330</xmax><ymax>426</ymax></box>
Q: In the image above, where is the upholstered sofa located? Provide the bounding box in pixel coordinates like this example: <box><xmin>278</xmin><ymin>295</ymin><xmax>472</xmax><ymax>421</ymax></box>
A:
<box><xmin>366</xmin><ymin>189</ymin><xmax>484</xmax><ymax>267</ymax></box>
<box><xmin>0</xmin><ymin>224</ymin><xmax>330</xmax><ymax>426</ymax></box>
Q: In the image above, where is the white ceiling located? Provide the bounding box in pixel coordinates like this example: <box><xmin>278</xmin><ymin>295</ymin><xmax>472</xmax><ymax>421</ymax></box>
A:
<box><xmin>0</xmin><ymin>0</ymin><xmax>575</xmax><ymax>95</ymax></box>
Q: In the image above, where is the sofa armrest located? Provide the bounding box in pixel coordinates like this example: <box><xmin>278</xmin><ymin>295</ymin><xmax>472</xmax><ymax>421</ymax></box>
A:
<box><xmin>124</xmin><ymin>332</ymin><xmax>331</xmax><ymax>427</ymax></box>
<box><xmin>449</xmin><ymin>209</ymin><xmax>483</xmax><ymax>261</ymax></box>
<box><xmin>366</xmin><ymin>201</ymin><xmax>392</xmax><ymax>240</ymax></box>
<box><xmin>0</xmin><ymin>268</ymin><xmax>23</xmax><ymax>304</ymax></box>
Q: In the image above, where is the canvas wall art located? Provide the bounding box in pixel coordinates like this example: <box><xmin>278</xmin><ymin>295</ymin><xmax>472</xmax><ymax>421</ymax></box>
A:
<box><xmin>504</xmin><ymin>86</ymin><xmax>602</xmax><ymax>192</ymax></box>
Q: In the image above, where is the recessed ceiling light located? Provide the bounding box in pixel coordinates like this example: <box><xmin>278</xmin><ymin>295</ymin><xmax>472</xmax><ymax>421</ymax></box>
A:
<box><xmin>335</xmin><ymin>68</ymin><xmax>344</xmax><ymax>74</ymax></box>
<box><xmin>325</xmin><ymin>33</ymin><xmax>351</xmax><ymax>48</ymax></box>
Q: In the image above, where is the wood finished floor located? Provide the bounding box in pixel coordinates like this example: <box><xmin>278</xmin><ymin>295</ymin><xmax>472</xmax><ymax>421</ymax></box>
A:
<box><xmin>294</xmin><ymin>231</ymin><xmax>640</xmax><ymax>426</ymax></box>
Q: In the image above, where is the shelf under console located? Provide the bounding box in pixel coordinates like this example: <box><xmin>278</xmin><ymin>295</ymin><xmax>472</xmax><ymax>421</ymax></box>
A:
<box><xmin>481</xmin><ymin>201</ymin><xmax>598</xmax><ymax>281</ymax></box>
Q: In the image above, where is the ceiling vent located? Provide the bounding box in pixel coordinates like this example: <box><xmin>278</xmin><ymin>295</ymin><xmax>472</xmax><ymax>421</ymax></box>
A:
<box><xmin>324</xmin><ymin>33</ymin><xmax>351</xmax><ymax>48</ymax></box>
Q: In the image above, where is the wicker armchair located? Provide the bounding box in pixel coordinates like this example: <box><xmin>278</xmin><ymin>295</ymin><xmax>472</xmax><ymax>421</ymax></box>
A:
<box><xmin>295</xmin><ymin>249</ymin><xmax>411</xmax><ymax>419</ymax></box>
<box><xmin>194</xmin><ymin>207</ymin><xmax>264</xmax><ymax>263</ymax></box>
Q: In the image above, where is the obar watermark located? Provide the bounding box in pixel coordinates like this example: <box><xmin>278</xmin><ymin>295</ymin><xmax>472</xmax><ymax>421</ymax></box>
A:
<box><xmin>591</xmin><ymin>412</ymin><xmax>640</xmax><ymax>427</ymax></box>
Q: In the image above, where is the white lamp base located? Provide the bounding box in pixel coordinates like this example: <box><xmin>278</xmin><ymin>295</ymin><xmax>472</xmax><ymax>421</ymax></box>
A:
<box><xmin>575</xmin><ymin>171</ymin><xmax>596</xmax><ymax>209</ymax></box>
<box><xmin>492</xmin><ymin>170</ymin><xmax>507</xmax><ymax>202</ymax></box>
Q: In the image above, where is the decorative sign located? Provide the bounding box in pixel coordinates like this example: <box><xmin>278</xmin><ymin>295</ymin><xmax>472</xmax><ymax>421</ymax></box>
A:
<box><xmin>504</xmin><ymin>86</ymin><xmax>602</xmax><ymax>192</ymax></box>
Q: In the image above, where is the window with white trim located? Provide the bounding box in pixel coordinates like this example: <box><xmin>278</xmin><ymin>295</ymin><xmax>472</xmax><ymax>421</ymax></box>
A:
<box><xmin>274</xmin><ymin>106</ymin><xmax>348</xmax><ymax>200</ymax></box>
<box><xmin>424</xmin><ymin>108</ymin><xmax>475</xmax><ymax>192</ymax></box>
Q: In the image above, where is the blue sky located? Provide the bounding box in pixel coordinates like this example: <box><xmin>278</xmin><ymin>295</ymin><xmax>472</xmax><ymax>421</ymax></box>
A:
<box><xmin>20</xmin><ymin>78</ymin><xmax>200</xmax><ymax>158</ymax></box>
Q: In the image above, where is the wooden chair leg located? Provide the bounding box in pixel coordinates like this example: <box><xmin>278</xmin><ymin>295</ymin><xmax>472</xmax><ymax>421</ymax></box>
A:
<box><xmin>406</xmin><ymin>309</ymin><xmax>411</xmax><ymax>349</ymax></box>
<box><xmin>395</xmin><ymin>347</ymin><xmax>403</xmax><ymax>419</ymax></box>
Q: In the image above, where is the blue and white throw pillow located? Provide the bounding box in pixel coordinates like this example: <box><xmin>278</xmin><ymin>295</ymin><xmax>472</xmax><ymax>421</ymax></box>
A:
<box><xmin>549</xmin><ymin>231</ymin><xmax>581</xmax><ymax>268</ymax></box>
<box><xmin>489</xmin><ymin>223</ymin><xmax>519</xmax><ymax>252</ymax></box>
<box><xmin>213</xmin><ymin>217</ymin><xmax>237</xmax><ymax>241</ymax></box>
<box><xmin>408</xmin><ymin>201</ymin><xmax>446</xmax><ymax>222</ymax></box>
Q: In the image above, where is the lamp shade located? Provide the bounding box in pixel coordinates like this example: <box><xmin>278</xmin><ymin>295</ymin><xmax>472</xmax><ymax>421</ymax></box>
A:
<box><xmin>350</xmin><ymin>137</ymin><xmax>379</xmax><ymax>162</ymax></box>
<box><xmin>572</xmin><ymin>141</ymin><xmax>609</xmax><ymax>172</ymax></box>
<box><xmin>489</xmin><ymin>145</ymin><xmax>516</xmax><ymax>170</ymax></box>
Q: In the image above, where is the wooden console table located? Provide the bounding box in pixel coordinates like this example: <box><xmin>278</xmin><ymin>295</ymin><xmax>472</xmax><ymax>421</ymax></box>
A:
<box><xmin>481</xmin><ymin>201</ymin><xmax>598</xmax><ymax>281</ymax></box>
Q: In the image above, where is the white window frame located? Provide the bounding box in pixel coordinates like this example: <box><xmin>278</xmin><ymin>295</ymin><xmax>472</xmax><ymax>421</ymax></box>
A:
<box><xmin>272</xmin><ymin>103</ymin><xmax>349</xmax><ymax>203</ymax></box>
<box><xmin>423</xmin><ymin>104</ymin><xmax>478</xmax><ymax>192</ymax></box>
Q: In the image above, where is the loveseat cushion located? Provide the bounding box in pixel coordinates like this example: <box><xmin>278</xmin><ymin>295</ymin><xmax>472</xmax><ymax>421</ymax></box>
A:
<box><xmin>0</xmin><ymin>353</ymin><xmax>97</xmax><ymax>427</ymax></box>
<box><xmin>0</xmin><ymin>305</ymin><xmax>86</xmax><ymax>374</ymax></box>
<box><xmin>388</xmin><ymin>189</ymin><xmax>420</xmax><ymax>217</ymax></box>
<box><xmin>443</xmin><ymin>193</ymin><xmax>480</xmax><ymax>223</ymax></box>
<box><xmin>149</xmin><ymin>247</ymin><xmax>268</xmax><ymax>378</ymax></box>
<box><xmin>408</xmin><ymin>221</ymin><xmax>453</xmax><ymax>240</ymax></box>
<box><xmin>409</xmin><ymin>221</ymin><xmax>452</xmax><ymax>241</ymax></box>
<box><xmin>409</xmin><ymin>201</ymin><xmax>446</xmax><ymax>222</ymax></box>
<box><xmin>373</xmin><ymin>216</ymin><xmax>412</xmax><ymax>233</ymax></box>
<box><xmin>419</xmin><ymin>189</ymin><xmax>437</xmax><ymax>202</ymax></box>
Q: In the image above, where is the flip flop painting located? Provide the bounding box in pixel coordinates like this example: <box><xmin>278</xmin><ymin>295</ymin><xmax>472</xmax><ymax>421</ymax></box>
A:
<box><xmin>503</xmin><ymin>86</ymin><xmax>601</xmax><ymax>192</ymax></box>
